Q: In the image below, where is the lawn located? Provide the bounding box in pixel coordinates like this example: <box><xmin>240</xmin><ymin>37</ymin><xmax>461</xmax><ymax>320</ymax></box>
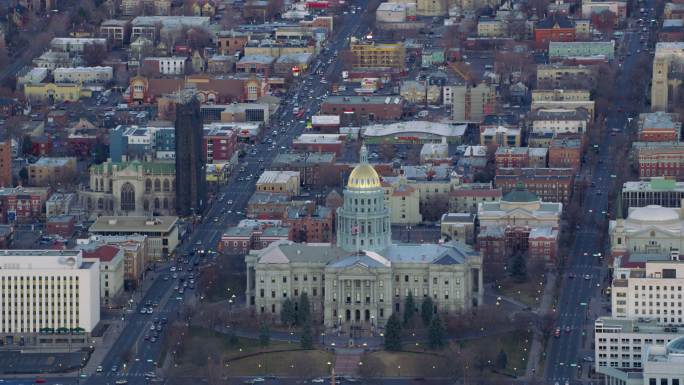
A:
<box><xmin>226</xmin><ymin>350</ymin><xmax>333</xmax><ymax>377</ymax></box>
<box><xmin>359</xmin><ymin>350</ymin><xmax>451</xmax><ymax>377</ymax></box>
<box><xmin>460</xmin><ymin>330</ymin><xmax>532</xmax><ymax>378</ymax></box>
<box><xmin>166</xmin><ymin>326</ymin><xmax>290</xmax><ymax>370</ymax></box>
<box><xmin>497</xmin><ymin>278</ymin><xmax>545</xmax><ymax>308</ymax></box>
<box><xmin>167</xmin><ymin>326</ymin><xmax>332</xmax><ymax>378</ymax></box>
<box><xmin>201</xmin><ymin>254</ymin><xmax>245</xmax><ymax>303</ymax></box>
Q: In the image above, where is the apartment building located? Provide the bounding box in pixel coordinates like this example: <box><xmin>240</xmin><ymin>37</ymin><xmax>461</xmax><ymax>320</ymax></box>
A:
<box><xmin>349</xmin><ymin>41</ymin><xmax>406</xmax><ymax>69</ymax></box>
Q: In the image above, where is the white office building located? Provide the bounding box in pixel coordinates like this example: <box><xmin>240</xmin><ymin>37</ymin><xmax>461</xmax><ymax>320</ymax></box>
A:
<box><xmin>0</xmin><ymin>250</ymin><xmax>100</xmax><ymax>348</ymax></box>
<box><xmin>610</xmin><ymin>256</ymin><xmax>684</xmax><ymax>324</ymax></box>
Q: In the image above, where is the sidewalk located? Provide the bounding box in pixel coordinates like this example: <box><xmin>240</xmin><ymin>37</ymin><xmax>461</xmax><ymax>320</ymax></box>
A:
<box><xmin>525</xmin><ymin>271</ymin><xmax>557</xmax><ymax>379</ymax></box>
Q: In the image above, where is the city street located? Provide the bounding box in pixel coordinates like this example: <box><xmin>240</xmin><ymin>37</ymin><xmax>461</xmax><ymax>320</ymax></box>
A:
<box><xmin>543</xmin><ymin>15</ymin><xmax>651</xmax><ymax>384</ymax></box>
<box><xmin>66</xmin><ymin>2</ymin><xmax>377</xmax><ymax>385</ymax></box>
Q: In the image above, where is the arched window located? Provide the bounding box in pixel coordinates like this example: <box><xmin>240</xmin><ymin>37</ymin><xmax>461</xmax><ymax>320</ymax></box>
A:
<box><xmin>121</xmin><ymin>182</ymin><xmax>135</xmax><ymax>211</ymax></box>
<box><xmin>154</xmin><ymin>179</ymin><xmax>161</xmax><ymax>192</ymax></box>
<box><xmin>163</xmin><ymin>198</ymin><xmax>168</xmax><ymax>209</ymax></box>
<box><xmin>163</xmin><ymin>179</ymin><xmax>170</xmax><ymax>192</ymax></box>
<box><xmin>154</xmin><ymin>198</ymin><xmax>160</xmax><ymax>210</ymax></box>
<box><xmin>97</xmin><ymin>198</ymin><xmax>104</xmax><ymax>210</ymax></box>
<box><xmin>145</xmin><ymin>179</ymin><xmax>152</xmax><ymax>193</ymax></box>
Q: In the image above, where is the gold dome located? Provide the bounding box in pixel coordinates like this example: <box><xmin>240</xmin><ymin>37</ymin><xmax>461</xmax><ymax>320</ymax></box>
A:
<box><xmin>347</xmin><ymin>164</ymin><xmax>381</xmax><ymax>189</ymax></box>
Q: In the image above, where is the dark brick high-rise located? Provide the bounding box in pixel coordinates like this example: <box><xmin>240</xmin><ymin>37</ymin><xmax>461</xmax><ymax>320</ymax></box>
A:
<box><xmin>175</xmin><ymin>94</ymin><xmax>206</xmax><ymax>217</ymax></box>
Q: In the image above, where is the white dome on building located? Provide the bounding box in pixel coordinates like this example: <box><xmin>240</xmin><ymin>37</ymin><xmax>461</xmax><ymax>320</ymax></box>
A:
<box><xmin>629</xmin><ymin>205</ymin><xmax>680</xmax><ymax>223</ymax></box>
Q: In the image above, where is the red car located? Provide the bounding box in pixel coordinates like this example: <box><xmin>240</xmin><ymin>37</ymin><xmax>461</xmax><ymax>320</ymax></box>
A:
<box><xmin>35</xmin><ymin>379</ymin><xmax>46</xmax><ymax>384</ymax></box>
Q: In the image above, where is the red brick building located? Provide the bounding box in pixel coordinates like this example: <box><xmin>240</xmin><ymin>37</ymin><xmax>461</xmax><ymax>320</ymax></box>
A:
<box><xmin>633</xmin><ymin>142</ymin><xmax>684</xmax><ymax>179</ymax></box>
<box><xmin>220</xmin><ymin>223</ymin><xmax>291</xmax><ymax>254</ymax></box>
<box><xmin>46</xmin><ymin>214</ymin><xmax>76</xmax><ymax>237</ymax></box>
<box><xmin>0</xmin><ymin>187</ymin><xmax>50</xmax><ymax>223</ymax></box>
<box><xmin>203</xmin><ymin>125</ymin><xmax>238</xmax><ymax>163</ymax></box>
<box><xmin>320</xmin><ymin>95</ymin><xmax>404</xmax><ymax>126</ymax></box>
<box><xmin>284</xmin><ymin>206</ymin><xmax>333</xmax><ymax>243</ymax></box>
<box><xmin>495</xmin><ymin>147</ymin><xmax>529</xmax><ymax>168</ymax></box>
<box><xmin>30</xmin><ymin>135</ymin><xmax>53</xmax><ymax>157</ymax></box>
<box><xmin>638</xmin><ymin>112</ymin><xmax>681</xmax><ymax>142</ymax></box>
<box><xmin>548</xmin><ymin>138</ymin><xmax>582</xmax><ymax>171</ymax></box>
<box><xmin>495</xmin><ymin>168</ymin><xmax>575</xmax><ymax>205</ymax></box>
<box><xmin>0</xmin><ymin>141</ymin><xmax>12</xmax><ymax>188</ymax></box>
<box><xmin>534</xmin><ymin>15</ymin><xmax>576</xmax><ymax>49</ymax></box>
<box><xmin>528</xmin><ymin>228</ymin><xmax>559</xmax><ymax>262</ymax></box>
<box><xmin>292</xmin><ymin>134</ymin><xmax>344</xmax><ymax>156</ymax></box>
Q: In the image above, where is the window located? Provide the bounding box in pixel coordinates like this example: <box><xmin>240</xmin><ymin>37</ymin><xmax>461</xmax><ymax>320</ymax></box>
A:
<box><xmin>120</xmin><ymin>182</ymin><xmax>135</xmax><ymax>211</ymax></box>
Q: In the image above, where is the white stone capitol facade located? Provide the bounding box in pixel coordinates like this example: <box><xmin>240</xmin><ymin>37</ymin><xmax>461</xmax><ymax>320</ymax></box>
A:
<box><xmin>245</xmin><ymin>146</ymin><xmax>484</xmax><ymax>328</ymax></box>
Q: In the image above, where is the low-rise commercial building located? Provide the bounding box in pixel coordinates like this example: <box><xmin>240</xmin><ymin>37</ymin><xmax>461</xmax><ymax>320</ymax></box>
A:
<box><xmin>256</xmin><ymin>171</ymin><xmax>301</xmax><ymax>197</ymax></box>
<box><xmin>321</xmin><ymin>95</ymin><xmax>404</xmax><ymax>126</ymax></box>
<box><xmin>89</xmin><ymin>216</ymin><xmax>178</xmax><ymax>259</ymax></box>
<box><xmin>53</xmin><ymin>67</ymin><xmax>113</xmax><ymax>84</ymax></box>
<box><xmin>549</xmin><ymin>40</ymin><xmax>615</xmax><ymax>60</ymax></box>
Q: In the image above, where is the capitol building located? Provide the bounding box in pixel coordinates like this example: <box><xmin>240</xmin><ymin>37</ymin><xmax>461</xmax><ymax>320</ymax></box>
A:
<box><xmin>245</xmin><ymin>146</ymin><xmax>484</xmax><ymax>329</ymax></box>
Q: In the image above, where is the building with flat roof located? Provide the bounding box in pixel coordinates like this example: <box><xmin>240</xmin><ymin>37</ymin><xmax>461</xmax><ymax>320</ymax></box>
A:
<box><xmin>0</xmin><ymin>250</ymin><xmax>100</xmax><ymax>349</ymax></box>
<box><xmin>638</xmin><ymin>112</ymin><xmax>681</xmax><ymax>142</ymax></box>
<box><xmin>50</xmin><ymin>37</ymin><xmax>107</xmax><ymax>53</ymax></box>
<box><xmin>651</xmin><ymin>42</ymin><xmax>684</xmax><ymax>111</ymax></box>
<box><xmin>271</xmin><ymin>152</ymin><xmax>337</xmax><ymax>186</ymax></box>
<box><xmin>549</xmin><ymin>40</ymin><xmax>615</xmax><ymax>60</ymax></box>
<box><xmin>632</xmin><ymin>141</ymin><xmax>684</xmax><ymax>179</ymax></box>
<box><xmin>89</xmin><ymin>216</ymin><xmax>178</xmax><ymax>259</ymax></box>
<box><xmin>594</xmin><ymin>317</ymin><xmax>684</xmax><ymax>382</ymax></box>
<box><xmin>79</xmin><ymin>244</ymin><xmax>125</xmax><ymax>304</ymax></box>
<box><xmin>349</xmin><ymin>40</ymin><xmax>406</xmax><ymax>70</ymax></box>
<box><xmin>53</xmin><ymin>67</ymin><xmax>113</xmax><ymax>84</ymax></box>
<box><xmin>28</xmin><ymin>157</ymin><xmax>77</xmax><ymax>187</ymax></box>
<box><xmin>609</xmin><ymin>224</ymin><xmax>684</xmax><ymax>322</ymax></box>
<box><xmin>321</xmin><ymin>95</ymin><xmax>404</xmax><ymax>125</ymax></box>
<box><xmin>440</xmin><ymin>213</ymin><xmax>477</xmax><ymax>245</ymax></box>
<box><xmin>362</xmin><ymin>121</ymin><xmax>467</xmax><ymax>144</ymax></box>
<box><xmin>622</xmin><ymin>178</ymin><xmax>684</xmax><ymax>216</ymax></box>
<box><xmin>256</xmin><ymin>171</ymin><xmax>300</xmax><ymax>197</ymax></box>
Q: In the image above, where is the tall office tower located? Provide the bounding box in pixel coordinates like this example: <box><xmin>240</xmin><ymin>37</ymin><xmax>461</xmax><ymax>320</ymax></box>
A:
<box><xmin>174</xmin><ymin>92</ymin><xmax>205</xmax><ymax>217</ymax></box>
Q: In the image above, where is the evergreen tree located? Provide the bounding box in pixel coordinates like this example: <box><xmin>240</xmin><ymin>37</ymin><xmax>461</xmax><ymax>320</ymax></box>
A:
<box><xmin>258</xmin><ymin>322</ymin><xmax>270</xmax><ymax>347</ymax></box>
<box><xmin>280</xmin><ymin>298</ymin><xmax>296</xmax><ymax>326</ymax></box>
<box><xmin>384</xmin><ymin>313</ymin><xmax>402</xmax><ymax>351</ymax></box>
<box><xmin>496</xmin><ymin>349</ymin><xmax>508</xmax><ymax>370</ymax></box>
<box><xmin>403</xmin><ymin>292</ymin><xmax>416</xmax><ymax>326</ymax></box>
<box><xmin>421</xmin><ymin>297</ymin><xmax>434</xmax><ymax>326</ymax></box>
<box><xmin>428</xmin><ymin>315</ymin><xmax>445</xmax><ymax>350</ymax></box>
<box><xmin>300</xmin><ymin>321</ymin><xmax>313</xmax><ymax>349</ymax></box>
<box><xmin>509</xmin><ymin>250</ymin><xmax>528</xmax><ymax>283</ymax></box>
<box><xmin>297</xmin><ymin>293</ymin><xmax>311</xmax><ymax>326</ymax></box>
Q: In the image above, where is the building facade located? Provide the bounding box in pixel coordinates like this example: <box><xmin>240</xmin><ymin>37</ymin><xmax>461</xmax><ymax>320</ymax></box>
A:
<box><xmin>245</xmin><ymin>146</ymin><xmax>484</xmax><ymax>329</ymax></box>
<box><xmin>0</xmin><ymin>250</ymin><xmax>100</xmax><ymax>349</ymax></box>
<box><xmin>88</xmin><ymin>216</ymin><xmax>178</xmax><ymax>260</ymax></box>
<box><xmin>174</xmin><ymin>94</ymin><xmax>206</xmax><ymax>217</ymax></box>
<box><xmin>80</xmin><ymin>160</ymin><xmax>176</xmax><ymax>216</ymax></box>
